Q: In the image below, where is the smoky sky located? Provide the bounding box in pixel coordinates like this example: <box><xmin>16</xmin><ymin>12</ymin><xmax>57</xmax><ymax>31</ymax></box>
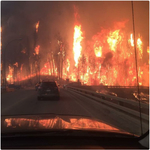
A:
<box><xmin>1</xmin><ymin>1</ymin><xmax>149</xmax><ymax>66</ymax></box>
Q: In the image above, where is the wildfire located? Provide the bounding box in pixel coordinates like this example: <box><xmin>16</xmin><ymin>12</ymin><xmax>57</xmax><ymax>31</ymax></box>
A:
<box><xmin>8</xmin><ymin>17</ymin><xmax>148</xmax><ymax>87</ymax></box>
<box><xmin>73</xmin><ymin>25</ymin><xmax>83</xmax><ymax>67</ymax></box>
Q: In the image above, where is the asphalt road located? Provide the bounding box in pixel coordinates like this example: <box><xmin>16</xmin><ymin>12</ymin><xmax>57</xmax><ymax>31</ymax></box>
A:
<box><xmin>1</xmin><ymin>88</ymin><xmax>149</xmax><ymax>136</ymax></box>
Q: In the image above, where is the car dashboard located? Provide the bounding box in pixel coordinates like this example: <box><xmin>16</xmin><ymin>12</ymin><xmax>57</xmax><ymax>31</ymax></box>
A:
<box><xmin>2</xmin><ymin>130</ymin><xmax>147</xmax><ymax>149</ymax></box>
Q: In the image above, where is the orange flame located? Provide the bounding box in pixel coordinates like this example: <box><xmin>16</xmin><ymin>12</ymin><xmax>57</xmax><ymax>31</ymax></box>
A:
<box><xmin>35</xmin><ymin>45</ymin><xmax>40</xmax><ymax>55</ymax></box>
<box><xmin>36</xmin><ymin>21</ymin><xmax>39</xmax><ymax>33</ymax></box>
<box><xmin>73</xmin><ymin>25</ymin><xmax>83</xmax><ymax>67</ymax></box>
<box><xmin>130</xmin><ymin>34</ymin><xmax>134</xmax><ymax>47</ymax></box>
<box><xmin>67</xmin><ymin>59</ymin><xmax>70</xmax><ymax>72</ymax></box>
<box><xmin>107</xmin><ymin>30</ymin><xmax>122</xmax><ymax>51</ymax></box>
<box><xmin>94</xmin><ymin>46</ymin><xmax>102</xmax><ymax>57</ymax></box>
<box><xmin>21</xmin><ymin>49</ymin><xmax>26</xmax><ymax>54</ymax></box>
<box><xmin>6</xmin><ymin>66</ymin><xmax>13</xmax><ymax>83</ymax></box>
<box><xmin>20</xmin><ymin>64</ymin><xmax>23</xmax><ymax>71</ymax></box>
<box><xmin>13</xmin><ymin>62</ymin><xmax>18</xmax><ymax>67</ymax></box>
<box><xmin>137</xmin><ymin>37</ymin><xmax>143</xmax><ymax>59</ymax></box>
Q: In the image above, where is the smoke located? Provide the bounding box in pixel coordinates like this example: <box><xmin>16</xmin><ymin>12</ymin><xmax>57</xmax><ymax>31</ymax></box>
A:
<box><xmin>2</xmin><ymin>1</ymin><xmax>149</xmax><ymax>46</ymax></box>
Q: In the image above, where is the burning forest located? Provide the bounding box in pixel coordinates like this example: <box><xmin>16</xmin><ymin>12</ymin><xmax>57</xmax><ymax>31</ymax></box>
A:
<box><xmin>2</xmin><ymin>2</ymin><xmax>149</xmax><ymax>87</ymax></box>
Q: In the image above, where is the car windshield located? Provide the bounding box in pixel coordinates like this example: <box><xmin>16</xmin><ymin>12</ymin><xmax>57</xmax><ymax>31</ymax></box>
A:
<box><xmin>1</xmin><ymin>1</ymin><xmax>149</xmax><ymax>138</ymax></box>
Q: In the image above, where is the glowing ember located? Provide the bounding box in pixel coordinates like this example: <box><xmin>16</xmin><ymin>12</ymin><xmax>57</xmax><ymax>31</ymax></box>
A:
<box><xmin>36</xmin><ymin>21</ymin><xmax>39</xmax><ymax>33</ymax></box>
<box><xmin>35</xmin><ymin>45</ymin><xmax>40</xmax><ymax>55</ymax></box>
<box><xmin>73</xmin><ymin>25</ymin><xmax>83</xmax><ymax>67</ymax></box>
<box><xmin>13</xmin><ymin>62</ymin><xmax>18</xmax><ymax>67</ymax></box>
<box><xmin>21</xmin><ymin>49</ymin><xmax>26</xmax><ymax>54</ymax></box>
<box><xmin>20</xmin><ymin>64</ymin><xmax>23</xmax><ymax>71</ymax></box>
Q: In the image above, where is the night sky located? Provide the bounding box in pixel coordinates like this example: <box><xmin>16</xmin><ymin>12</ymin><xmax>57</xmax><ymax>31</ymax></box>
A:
<box><xmin>1</xmin><ymin>1</ymin><xmax>149</xmax><ymax>68</ymax></box>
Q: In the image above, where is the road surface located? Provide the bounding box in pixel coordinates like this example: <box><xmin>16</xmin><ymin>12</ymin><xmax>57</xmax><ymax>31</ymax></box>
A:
<box><xmin>2</xmin><ymin>88</ymin><xmax>149</xmax><ymax>136</ymax></box>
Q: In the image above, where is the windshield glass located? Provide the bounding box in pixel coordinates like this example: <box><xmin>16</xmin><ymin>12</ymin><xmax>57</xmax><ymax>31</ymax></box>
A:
<box><xmin>1</xmin><ymin>1</ymin><xmax>149</xmax><ymax>138</ymax></box>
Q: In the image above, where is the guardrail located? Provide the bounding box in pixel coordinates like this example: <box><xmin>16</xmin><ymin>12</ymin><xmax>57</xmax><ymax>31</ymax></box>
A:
<box><xmin>67</xmin><ymin>86</ymin><xmax>149</xmax><ymax>122</ymax></box>
<box><xmin>104</xmin><ymin>86</ymin><xmax>149</xmax><ymax>89</ymax></box>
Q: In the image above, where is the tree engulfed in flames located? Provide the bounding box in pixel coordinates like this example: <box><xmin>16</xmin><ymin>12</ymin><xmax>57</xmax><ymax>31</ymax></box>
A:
<box><xmin>73</xmin><ymin>25</ymin><xmax>83</xmax><ymax>67</ymax></box>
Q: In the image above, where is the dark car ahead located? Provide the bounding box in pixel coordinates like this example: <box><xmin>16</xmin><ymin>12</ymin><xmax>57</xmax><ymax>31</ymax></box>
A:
<box><xmin>37</xmin><ymin>81</ymin><xmax>60</xmax><ymax>100</ymax></box>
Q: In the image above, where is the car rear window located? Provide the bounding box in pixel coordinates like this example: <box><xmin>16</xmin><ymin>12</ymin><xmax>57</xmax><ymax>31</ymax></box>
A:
<box><xmin>41</xmin><ymin>82</ymin><xmax>57</xmax><ymax>87</ymax></box>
